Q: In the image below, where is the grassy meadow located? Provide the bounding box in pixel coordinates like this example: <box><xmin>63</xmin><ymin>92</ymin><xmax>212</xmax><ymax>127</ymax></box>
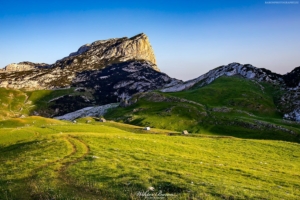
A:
<box><xmin>0</xmin><ymin>116</ymin><xmax>300</xmax><ymax>199</ymax></box>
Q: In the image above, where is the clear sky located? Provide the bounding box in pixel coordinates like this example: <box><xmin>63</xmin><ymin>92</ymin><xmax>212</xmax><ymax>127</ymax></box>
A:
<box><xmin>0</xmin><ymin>0</ymin><xmax>299</xmax><ymax>80</ymax></box>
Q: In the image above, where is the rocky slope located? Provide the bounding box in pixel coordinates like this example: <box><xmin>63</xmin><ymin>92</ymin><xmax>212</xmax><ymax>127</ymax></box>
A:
<box><xmin>71</xmin><ymin>60</ymin><xmax>179</xmax><ymax>103</ymax></box>
<box><xmin>0</xmin><ymin>33</ymin><xmax>160</xmax><ymax>90</ymax></box>
<box><xmin>48</xmin><ymin>60</ymin><xmax>179</xmax><ymax>116</ymax></box>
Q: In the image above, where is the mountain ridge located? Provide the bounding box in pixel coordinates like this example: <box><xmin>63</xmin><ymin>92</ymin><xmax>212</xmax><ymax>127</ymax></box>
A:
<box><xmin>161</xmin><ymin>62</ymin><xmax>285</xmax><ymax>92</ymax></box>
<box><xmin>1</xmin><ymin>33</ymin><xmax>300</xmax><ymax>121</ymax></box>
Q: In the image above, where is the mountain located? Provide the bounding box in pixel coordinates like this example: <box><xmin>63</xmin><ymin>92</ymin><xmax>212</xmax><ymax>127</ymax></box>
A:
<box><xmin>0</xmin><ymin>33</ymin><xmax>179</xmax><ymax>116</ymax></box>
<box><xmin>0</xmin><ymin>33</ymin><xmax>161</xmax><ymax>90</ymax></box>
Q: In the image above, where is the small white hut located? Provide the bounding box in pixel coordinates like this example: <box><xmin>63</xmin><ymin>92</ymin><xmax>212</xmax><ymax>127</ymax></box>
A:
<box><xmin>144</xmin><ymin>127</ymin><xmax>150</xmax><ymax>131</ymax></box>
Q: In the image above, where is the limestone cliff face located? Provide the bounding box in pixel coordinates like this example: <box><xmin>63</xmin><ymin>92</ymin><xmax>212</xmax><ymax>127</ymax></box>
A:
<box><xmin>0</xmin><ymin>33</ymin><xmax>160</xmax><ymax>90</ymax></box>
<box><xmin>101</xmin><ymin>33</ymin><xmax>157</xmax><ymax>70</ymax></box>
<box><xmin>55</xmin><ymin>32</ymin><xmax>158</xmax><ymax>71</ymax></box>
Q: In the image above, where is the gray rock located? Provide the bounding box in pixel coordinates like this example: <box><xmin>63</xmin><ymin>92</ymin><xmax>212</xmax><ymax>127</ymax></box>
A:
<box><xmin>182</xmin><ymin>130</ymin><xmax>189</xmax><ymax>135</ymax></box>
<box><xmin>54</xmin><ymin>103</ymin><xmax>119</xmax><ymax>121</ymax></box>
<box><xmin>99</xmin><ymin>118</ymin><xmax>106</xmax><ymax>122</ymax></box>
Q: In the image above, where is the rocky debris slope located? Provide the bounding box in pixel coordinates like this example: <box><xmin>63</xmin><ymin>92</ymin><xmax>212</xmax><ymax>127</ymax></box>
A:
<box><xmin>0</xmin><ymin>33</ymin><xmax>159</xmax><ymax>90</ymax></box>
<box><xmin>54</xmin><ymin>103</ymin><xmax>119</xmax><ymax>121</ymax></box>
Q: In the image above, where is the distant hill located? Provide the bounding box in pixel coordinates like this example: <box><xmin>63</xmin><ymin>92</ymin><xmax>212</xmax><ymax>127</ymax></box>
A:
<box><xmin>160</xmin><ymin>62</ymin><xmax>300</xmax><ymax>121</ymax></box>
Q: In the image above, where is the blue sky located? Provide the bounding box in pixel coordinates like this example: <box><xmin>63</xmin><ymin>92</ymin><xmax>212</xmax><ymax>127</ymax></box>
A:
<box><xmin>0</xmin><ymin>0</ymin><xmax>299</xmax><ymax>80</ymax></box>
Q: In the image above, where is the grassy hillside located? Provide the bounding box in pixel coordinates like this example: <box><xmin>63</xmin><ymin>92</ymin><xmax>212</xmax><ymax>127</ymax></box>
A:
<box><xmin>105</xmin><ymin>76</ymin><xmax>300</xmax><ymax>142</ymax></box>
<box><xmin>0</xmin><ymin>87</ymin><xmax>94</xmax><ymax>120</ymax></box>
<box><xmin>0</xmin><ymin>116</ymin><xmax>299</xmax><ymax>199</ymax></box>
<box><xmin>0</xmin><ymin>88</ymin><xmax>28</xmax><ymax>120</ymax></box>
<box><xmin>170</xmin><ymin>76</ymin><xmax>283</xmax><ymax>118</ymax></box>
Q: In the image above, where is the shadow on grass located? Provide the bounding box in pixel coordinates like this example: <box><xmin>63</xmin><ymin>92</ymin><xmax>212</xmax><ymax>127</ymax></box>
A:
<box><xmin>0</xmin><ymin>140</ymin><xmax>39</xmax><ymax>154</ymax></box>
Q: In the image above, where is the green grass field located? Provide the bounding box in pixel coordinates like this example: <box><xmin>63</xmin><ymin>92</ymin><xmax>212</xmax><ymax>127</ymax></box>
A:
<box><xmin>170</xmin><ymin>76</ymin><xmax>283</xmax><ymax>118</ymax></box>
<box><xmin>0</xmin><ymin>116</ymin><xmax>300</xmax><ymax>199</ymax></box>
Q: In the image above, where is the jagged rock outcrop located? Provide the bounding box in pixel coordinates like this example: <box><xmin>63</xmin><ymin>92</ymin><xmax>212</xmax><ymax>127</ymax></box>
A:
<box><xmin>0</xmin><ymin>33</ymin><xmax>159</xmax><ymax>90</ymax></box>
<box><xmin>283</xmin><ymin>109</ymin><xmax>300</xmax><ymax>121</ymax></box>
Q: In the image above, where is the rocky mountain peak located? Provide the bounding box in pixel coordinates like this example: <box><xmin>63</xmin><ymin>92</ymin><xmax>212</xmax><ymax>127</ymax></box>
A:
<box><xmin>1</xmin><ymin>33</ymin><xmax>158</xmax><ymax>73</ymax></box>
<box><xmin>56</xmin><ymin>32</ymin><xmax>158</xmax><ymax>71</ymax></box>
